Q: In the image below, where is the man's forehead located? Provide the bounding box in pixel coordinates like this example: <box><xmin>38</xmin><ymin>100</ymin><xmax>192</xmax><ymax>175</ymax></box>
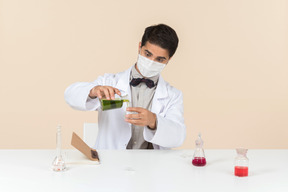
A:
<box><xmin>142</xmin><ymin>42</ymin><xmax>169</xmax><ymax>58</ymax></box>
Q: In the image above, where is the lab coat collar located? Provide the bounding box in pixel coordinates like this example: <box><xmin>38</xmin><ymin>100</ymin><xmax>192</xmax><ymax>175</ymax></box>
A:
<box><xmin>114</xmin><ymin>66</ymin><xmax>133</xmax><ymax>96</ymax></box>
<box><xmin>154</xmin><ymin>75</ymin><xmax>168</xmax><ymax>100</ymax></box>
<box><xmin>150</xmin><ymin>75</ymin><xmax>168</xmax><ymax>115</ymax></box>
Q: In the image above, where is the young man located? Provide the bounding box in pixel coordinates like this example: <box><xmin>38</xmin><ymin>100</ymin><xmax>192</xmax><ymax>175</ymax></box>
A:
<box><xmin>65</xmin><ymin>24</ymin><xmax>186</xmax><ymax>149</ymax></box>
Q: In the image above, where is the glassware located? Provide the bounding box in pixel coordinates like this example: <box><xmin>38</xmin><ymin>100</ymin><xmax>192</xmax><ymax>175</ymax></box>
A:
<box><xmin>234</xmin><ymin>148</ymin><xmax>249</xmax><ymax>177</ymax></box>
<box><xmin>52</xmin><ymin>124</ymin><xmax>66</xmax><ymax>171</ymax></box>
<box><xmin>192</xmin><ymin>133</ymin><xmax>206</xmax><ymax>166</ymax></box>
<box><xmin>100</xmin><ymin>95</ymin><xmax>129</xmax><ymax>111</ymax></box>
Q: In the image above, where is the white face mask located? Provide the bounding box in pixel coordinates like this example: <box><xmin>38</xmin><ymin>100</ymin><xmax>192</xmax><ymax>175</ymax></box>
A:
<box><xmin>136</xmin><ymin>54</ymin><xmax>166</xmax><ymax>78</ymax></box>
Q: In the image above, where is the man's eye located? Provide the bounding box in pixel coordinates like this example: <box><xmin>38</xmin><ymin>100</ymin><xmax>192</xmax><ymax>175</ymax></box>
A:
<box><xmin>145</xmin><ymin>53</ymin><xmax>151</xmax><ymax>57</ymax></box>
<box><xmin>157</xmin><ymin>58</ymin><xmax>164</xmax><ymax>63</ymax></box>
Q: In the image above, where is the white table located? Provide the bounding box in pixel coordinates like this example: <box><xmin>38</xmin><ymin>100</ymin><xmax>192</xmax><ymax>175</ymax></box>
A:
<box><xmin>0</xmin><ymin>149</ymin><xmax>287</xmax><ymax>192</ymax></box>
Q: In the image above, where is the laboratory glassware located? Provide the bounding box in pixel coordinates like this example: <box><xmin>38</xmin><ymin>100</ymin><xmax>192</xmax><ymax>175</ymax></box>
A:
<box><xmin>52</xmin><ymin>124</ymin><xmax>66</xmax><ymax>171</ymax></box>
<box><xmin>234</xmin><ymin>148</ymin><xmax>249</xmax><ymax>177</ymax></box>
<box><xmin>192</xmin><ymin>133</ymin><xmax>206</xmax><ymax>166</ymax></box>
<box><xmin>100</xmin><ymin>95</ymin><xmax>129</xmax><ymax>111</ymax></box>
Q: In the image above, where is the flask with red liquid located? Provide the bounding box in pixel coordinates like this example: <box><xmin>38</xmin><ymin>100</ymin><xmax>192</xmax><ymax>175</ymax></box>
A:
<box><xmin>192</xmin><ymin>133</ymin><xmax>206</xmax><ymax>166</ymax></box>
<box><xmin>234</xmin><ymin>148</ymin><xmax>249</xmax><ymax>177</ymax></box>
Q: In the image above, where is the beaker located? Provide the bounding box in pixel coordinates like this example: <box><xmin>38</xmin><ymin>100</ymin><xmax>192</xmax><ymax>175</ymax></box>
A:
<box><xmin>192</xmin><ymin>133</ymin><xmax>206</xmax><ymax>166</ymax></box>
<box><xmin>234</xmin><ymin>148</ymin><xmax>249</xmax><ymax>177</ymax></box>
<box><xmin>100</xmin><ymin>95</ymin><xmax>129</xmax><ymax>111</ymax></box>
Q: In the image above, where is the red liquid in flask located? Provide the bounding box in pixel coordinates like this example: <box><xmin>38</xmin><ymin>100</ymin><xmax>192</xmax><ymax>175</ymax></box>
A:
<box><xmin>234</xmin><ymin>166</ymin><xmax>248</xmax><ymax>177</ymax></box>
<box><xmin>192</xmin><ymin>157</ymin><xmax>206</xmax><ymax>166</ymax></box>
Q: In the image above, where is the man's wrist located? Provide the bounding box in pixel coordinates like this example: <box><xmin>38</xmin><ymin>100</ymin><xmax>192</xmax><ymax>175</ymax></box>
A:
<box><xmin>89</xmin><ymin>95</ymin><xmax>97</xmax><ymax>99</ymax></box>
<box><xmin>89</xmin><ymin>86</ymin><xmax>99</xmax><ymax>99</ymax></box>
<box><xmin>147</xmin><ymin>113</ymin><xmax>157</xmax><ymax>130</ymax></box>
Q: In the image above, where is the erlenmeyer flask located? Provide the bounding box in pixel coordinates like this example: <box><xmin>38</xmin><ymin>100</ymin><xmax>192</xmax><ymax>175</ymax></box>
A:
<box><xmin>234</xmin><ymin>148</ymin><xmax>249</xmax><ymax>177</ymax></box>
<box><xmin>100</xmin><ymin>95</ymin><xmax>129</xmax><ymax>111</ymax></box>
<box><xmin>192</xmin><ymin>133</ymin><xmax>206</xmax><ymax>166</ymax></box>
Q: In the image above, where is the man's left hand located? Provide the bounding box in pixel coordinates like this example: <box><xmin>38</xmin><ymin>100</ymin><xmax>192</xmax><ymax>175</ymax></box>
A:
<box><xmin>125</xmin><ymin>107</ymin><xmax>157</xmax><ymax>129</ymax></box>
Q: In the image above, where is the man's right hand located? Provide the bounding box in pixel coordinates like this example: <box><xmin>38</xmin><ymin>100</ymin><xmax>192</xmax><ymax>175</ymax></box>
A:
<box><xmin>89</xmin><ymin>86</ymin><xmax>121</xmax><ymax>100</ymax></box>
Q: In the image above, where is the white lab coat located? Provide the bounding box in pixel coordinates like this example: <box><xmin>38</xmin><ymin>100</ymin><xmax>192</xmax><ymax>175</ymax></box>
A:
<box><xmin>64</xmin><ymin>66</ymin><xmax>186</xmax><ymax>149</ymax></box>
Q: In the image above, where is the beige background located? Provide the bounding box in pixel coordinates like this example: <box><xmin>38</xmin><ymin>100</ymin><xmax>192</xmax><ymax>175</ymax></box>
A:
<box><xmin>0</xmin><ymin>0</ymin><xmax>287</xmax><ymax>149</ymax></box>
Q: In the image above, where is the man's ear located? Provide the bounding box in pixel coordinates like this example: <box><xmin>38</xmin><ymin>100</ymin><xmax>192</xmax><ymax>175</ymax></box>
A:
<box><xmin>138</xmin><ymin>42</ymin><xmax>142</xmax><ymax>53</ymax></box>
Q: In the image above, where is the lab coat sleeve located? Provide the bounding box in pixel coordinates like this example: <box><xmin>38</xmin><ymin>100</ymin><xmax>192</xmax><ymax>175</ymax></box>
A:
<box><xmin>64</xmin><ymin>73</ymin><xmax>118</xmax><ymax>111</ymax></box>
<box><xmin>144</xmin><ymin>91</ymin><xmax>186</xmax><ymax>148</ymax></box>
<box><xmin>64</xmin><ymin>81</ymin><xmax>100</xmax><ymax>111</ymax></box>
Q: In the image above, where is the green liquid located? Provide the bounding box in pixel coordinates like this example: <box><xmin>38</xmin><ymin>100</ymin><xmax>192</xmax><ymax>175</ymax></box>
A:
<box><xmin>101</xmin><ymin>99</ymin><xmax>129</xmax><ymax>111</ymax></box>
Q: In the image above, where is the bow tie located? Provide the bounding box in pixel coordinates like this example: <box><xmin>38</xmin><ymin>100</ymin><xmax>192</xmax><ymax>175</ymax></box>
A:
<box><xmin>130</xmin><ymin>78</ymin><xmax>155</xmax><ymax>88</ymax></box>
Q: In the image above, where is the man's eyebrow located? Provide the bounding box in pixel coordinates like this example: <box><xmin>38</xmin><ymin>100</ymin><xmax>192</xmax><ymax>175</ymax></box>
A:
<box><xmin>156</xmin><ymin>56</ymin><xmax>167</xmax><ymax>60</ymax></box>
<box><xmin>145</xmin><ymin>49</ymin><xmax>167</xmax><ymax>60</ymax></box>
<box><xmin>145</xmin><ymin>49</ymin><xmax>152</xmax><ymax>55</ymax></box>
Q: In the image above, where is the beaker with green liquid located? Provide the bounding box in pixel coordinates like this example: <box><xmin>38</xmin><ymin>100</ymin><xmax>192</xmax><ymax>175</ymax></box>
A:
<box><xmin>100</xmin><ymin>95</ymin><xmax>130</xmax><ymax>111</ymax></box>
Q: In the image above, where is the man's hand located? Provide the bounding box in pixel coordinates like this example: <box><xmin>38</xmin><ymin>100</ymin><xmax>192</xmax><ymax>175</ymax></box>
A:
<box><xmin>89</xmin><ymin>86</ymin><xmax>121</xmax><ymax>100</ymax></box>
<box><xmin>125</xmin><ymin>107</ymin><xmax>157</xmax><ymax>129</ymax></box>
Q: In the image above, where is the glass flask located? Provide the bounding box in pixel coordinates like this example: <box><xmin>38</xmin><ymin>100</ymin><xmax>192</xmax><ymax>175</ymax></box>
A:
<box><xmin>52</xmin><ymin>124</ymin><xmax>66</xmax><ymax>171</ymax></box>
<box><xmin>234</xmin><ymin>148</ymin><xmax>249</xmax><ymax>177</ymax></box>
<box><xmin>100</xmin><ymin>95</ymin><xmax>129</xmax><ymax>111</ymax></box>
<box><xmin>192</xmin><ymin>133</ymin><xmax>206</xmax><ymax>166</ymax></box>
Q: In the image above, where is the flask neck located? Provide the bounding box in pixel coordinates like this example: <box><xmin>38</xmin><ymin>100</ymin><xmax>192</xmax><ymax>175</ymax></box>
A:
<box><xmin>194</xmin><ymin>148</ymin><xmax>205</xmax><ymax>158</ymax></box>
<box><xmin>56</xmin><ymin>125</ymin><xmax>62</xmax><ymax>157</ymax></box>
<box><xmin>236</xmin><ymin>152</ymin><xmax>249</xmax><ymax>160</ymax></box>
